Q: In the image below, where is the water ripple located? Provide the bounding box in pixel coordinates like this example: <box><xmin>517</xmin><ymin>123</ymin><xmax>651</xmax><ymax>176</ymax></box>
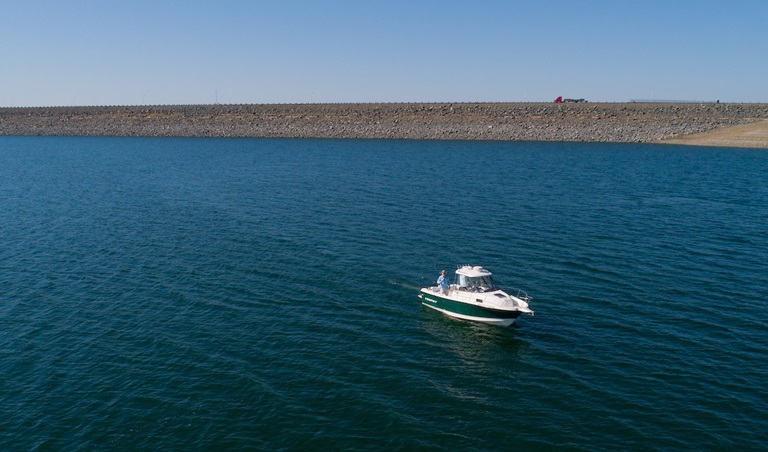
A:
<box><xmin>1</xmin><ymin>138</ymin><xmax>767</xmax><ymax>449</ymax></box>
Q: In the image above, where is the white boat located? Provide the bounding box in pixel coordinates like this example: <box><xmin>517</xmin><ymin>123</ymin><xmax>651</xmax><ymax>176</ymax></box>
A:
<box><xmin>419</xmin><ymin>265</ymin><xmax>534</xmax><ymax>327</ymax></box>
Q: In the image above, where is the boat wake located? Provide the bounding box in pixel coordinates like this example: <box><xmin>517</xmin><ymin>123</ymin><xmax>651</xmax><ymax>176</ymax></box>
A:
<box><xmin>387</xmin><ymin>279</ymin><xmax>424</xmax><ymax>291</ymax></box>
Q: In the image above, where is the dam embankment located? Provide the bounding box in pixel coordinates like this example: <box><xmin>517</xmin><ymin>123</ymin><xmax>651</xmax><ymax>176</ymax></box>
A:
<box><xmin>2</xmin><ymin>103</ymin><xmax>767</xmax><ymax>146</ymax></box>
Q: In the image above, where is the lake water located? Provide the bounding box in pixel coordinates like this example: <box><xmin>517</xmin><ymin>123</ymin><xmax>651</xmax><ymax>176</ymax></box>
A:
<box><xmin>1</xmin><ymin>136</ymin><xmax>766</xmax><ymax>450</ymax></box>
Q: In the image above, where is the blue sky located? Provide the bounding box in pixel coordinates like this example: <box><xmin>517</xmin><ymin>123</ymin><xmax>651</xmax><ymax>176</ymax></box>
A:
<box><xmin>2</xmin><ymin>0</ymin><xmax>766</xmax><ymax>106</ymax></box>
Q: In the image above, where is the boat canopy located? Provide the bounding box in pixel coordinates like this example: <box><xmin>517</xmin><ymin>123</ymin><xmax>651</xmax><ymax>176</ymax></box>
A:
<box><xmin>454</xmin><ymin>266</ymin><xmax>499</xmax><ymax>292</ymax></box>
<box><xmin>455</xmin><ymin>265</ymin><xmax>492</xmax><ymax>278</ymax></box>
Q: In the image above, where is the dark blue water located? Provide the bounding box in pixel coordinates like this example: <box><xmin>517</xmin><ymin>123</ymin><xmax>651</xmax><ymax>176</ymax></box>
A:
<box><xmin>1</xmin><ymin>136</ymin><xmax>766</xmax><ymax>450</ymax></box>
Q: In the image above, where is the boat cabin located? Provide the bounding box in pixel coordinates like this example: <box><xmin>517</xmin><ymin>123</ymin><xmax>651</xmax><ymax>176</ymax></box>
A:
<box><xmin>454</xmin><ymin>266</ymin><xmax>499</xmax><ymax>292</ymax></box>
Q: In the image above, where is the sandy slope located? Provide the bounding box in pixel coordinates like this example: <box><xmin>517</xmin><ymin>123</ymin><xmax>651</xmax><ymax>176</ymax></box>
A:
<box><xmin>659</xmin><ymin>119</ymin><xmax>768</xmax><ymax>149</ymax></box>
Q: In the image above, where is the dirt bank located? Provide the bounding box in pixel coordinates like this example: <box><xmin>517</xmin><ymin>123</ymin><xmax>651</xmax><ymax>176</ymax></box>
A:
<box><xmin>2</xmin><ymin>103</ymin><xmax>767</xmax><ymax>147</ymax></box>
<box><xmin>659</xmin><ymin>119</ymin><xmax>768</xmax><ymax>148</ymax></box>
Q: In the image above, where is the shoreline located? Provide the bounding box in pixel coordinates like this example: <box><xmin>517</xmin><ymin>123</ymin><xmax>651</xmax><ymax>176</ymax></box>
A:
<box><xmin>2</xmin><ymin>102</ymin><xmax>767</xmax><ymax>148</ymax></box>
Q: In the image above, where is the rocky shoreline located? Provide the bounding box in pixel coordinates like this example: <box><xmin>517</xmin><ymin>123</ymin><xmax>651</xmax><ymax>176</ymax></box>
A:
<box><xmin>2</xmin><ymin>102</ymin><xmax>767</xmax><ymax>144</ymax></box>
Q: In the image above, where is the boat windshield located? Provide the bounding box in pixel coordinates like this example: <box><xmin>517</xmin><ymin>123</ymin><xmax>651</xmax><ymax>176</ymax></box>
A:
<box><xmin>464</xmin><ymin>275</ymin><xmax>499</xmax><ymax>291</ymax></box>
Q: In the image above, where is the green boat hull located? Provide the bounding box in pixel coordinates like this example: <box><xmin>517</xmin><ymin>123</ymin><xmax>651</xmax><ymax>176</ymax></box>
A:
<box><xmin>419</xmin><ymin>290</ymin><xmax>522</xmax><ymax>326</ymax></box>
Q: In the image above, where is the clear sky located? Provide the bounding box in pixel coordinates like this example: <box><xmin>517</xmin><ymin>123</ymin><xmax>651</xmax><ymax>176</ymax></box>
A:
<box><xmin>2</xmin><ymin>0</ymin><xmax>767</xmax><ymax>107</ymax></box>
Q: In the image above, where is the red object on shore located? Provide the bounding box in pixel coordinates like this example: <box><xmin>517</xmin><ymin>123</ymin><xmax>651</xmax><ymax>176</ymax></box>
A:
<box><xmin>554</xmin><ymin>96</ymin><xmax>563</xmax><ymax>103</ymax></box>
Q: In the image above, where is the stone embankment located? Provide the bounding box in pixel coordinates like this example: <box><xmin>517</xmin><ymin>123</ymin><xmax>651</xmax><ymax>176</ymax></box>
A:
<box><xmin>1</xmin><ymin>103</ymin><xmax>767</xmax><ymax>145</ymax></box>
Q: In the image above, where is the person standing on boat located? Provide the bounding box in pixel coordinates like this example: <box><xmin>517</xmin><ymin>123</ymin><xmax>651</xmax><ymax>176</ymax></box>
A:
<box><xmin>437</xmin><ymin>270</ymin><xmax>450</xmax><ymax>295</ymax></box>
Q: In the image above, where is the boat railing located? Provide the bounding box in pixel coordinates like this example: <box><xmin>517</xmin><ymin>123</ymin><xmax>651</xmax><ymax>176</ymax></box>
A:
<box><xmin>509</xmin><ymin>288</ymin><xmax>532</xmax><ymax>302</ymax></box>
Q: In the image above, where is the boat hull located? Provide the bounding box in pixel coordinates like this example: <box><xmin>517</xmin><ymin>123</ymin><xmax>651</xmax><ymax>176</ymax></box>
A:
<box><xmin>419</xmin><ymin>291</ymin><xmax>523</xmax><ymax>327</ymax></box>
